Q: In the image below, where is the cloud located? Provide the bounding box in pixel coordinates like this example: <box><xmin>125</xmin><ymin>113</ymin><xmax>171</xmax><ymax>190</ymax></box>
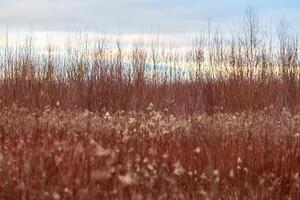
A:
<box><xmin>0</xmin><ymin>0</ymin><xmax>299</xmax><ymax>33</ymax></box>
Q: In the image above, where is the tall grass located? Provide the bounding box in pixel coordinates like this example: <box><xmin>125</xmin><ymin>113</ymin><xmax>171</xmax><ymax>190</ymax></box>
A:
<box><xmin>0</xmin><ymin>107</ymin><xmax>299</xmax><ymax>199</ymax></box>
<box><xmin>0</xmin><ymin>14</ymin><xmax>300</xmax><ymax>114</ymax></box>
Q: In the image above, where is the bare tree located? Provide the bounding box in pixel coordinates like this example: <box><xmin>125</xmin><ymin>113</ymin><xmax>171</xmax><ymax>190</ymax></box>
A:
<box><xmin>277</xmin><ymin>16</ymin><xmax>298</xmax><ymax>70</ymax></box>
<box><xmin>241</xmin><ymin>6</ymin><xmax>260</xmax><ymax>65</ymax></box>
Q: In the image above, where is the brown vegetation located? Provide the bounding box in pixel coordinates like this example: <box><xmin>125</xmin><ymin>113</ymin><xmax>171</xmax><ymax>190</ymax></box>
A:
<box><xmin>0</xmin><ymin>106</ymin><xmax>299</xmax><ymax>199</ymax></box>
<box><xmin>0</xmin><ymin>17</ymin><xmax>299</xmax><ymax>114</ymax></box>
<box><xmin>0</xmin><ymin>10</ymin><xmax>300</xmax><ymax>199</ymax></box>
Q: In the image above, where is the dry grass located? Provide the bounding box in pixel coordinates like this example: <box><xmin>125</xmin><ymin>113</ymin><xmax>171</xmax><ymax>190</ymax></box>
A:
<box><xmin>0</xmin><ymin>26</ymin><xmax>299</xmax><ymax>114</ymax></box>
<box><xmin>0</xmin><ymin>106</ymin><xmax>299</xmax><ymax>199</ymax></box>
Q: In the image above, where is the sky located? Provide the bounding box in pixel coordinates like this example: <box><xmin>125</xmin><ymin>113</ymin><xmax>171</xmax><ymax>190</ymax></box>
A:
<box><xmin>0</xmin><ymin>0</ymin><xmax>300</xmax><ymax>34</ymax></box>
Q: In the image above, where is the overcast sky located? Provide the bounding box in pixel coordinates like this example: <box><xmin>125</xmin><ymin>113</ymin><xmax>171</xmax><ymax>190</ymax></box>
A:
<box><xmin>0</xmin><ymin>0</ymin><xmax>299</xmax><ymax>33</ymax></box>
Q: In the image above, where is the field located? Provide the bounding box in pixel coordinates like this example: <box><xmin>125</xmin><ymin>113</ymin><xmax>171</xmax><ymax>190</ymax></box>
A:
<box><xmin>0</xmin><ymin>13</ymin><xmax>300</xmax><ymax>199</ymax></box>
<box><xmin>0</xmin><ymin>107</ymin><xmax>299</xmax><ymax>199</ymax></box>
